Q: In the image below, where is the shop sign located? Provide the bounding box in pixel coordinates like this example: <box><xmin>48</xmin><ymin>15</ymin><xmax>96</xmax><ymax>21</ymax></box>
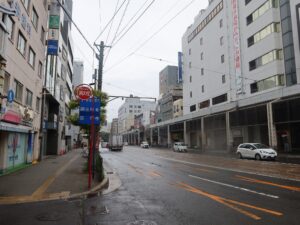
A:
<box><xmin>48</xmin><ymin>29</ymin><xmax>59</xmax><ymax>40</ymax></box>
<box><xmin>47</xmin><ymin>40</ymin><xmax>59</xmax><ymax>55</ymax></box>
<box><xmin>75</xmin><ymin>84</ymin><xmax>93</xmax><ymax>100</ymax></box>
<box><xmin>49</xmin><ymin>15</ymin><xmax>60</xmax><ymax>29</ymax></box>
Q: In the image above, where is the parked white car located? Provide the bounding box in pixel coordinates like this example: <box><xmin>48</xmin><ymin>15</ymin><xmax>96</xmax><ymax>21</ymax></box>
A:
<box><xmin>236</xmin><ymin>143</ymin><xmax>277</xmax><ymax>160</ymax></box>
<box><xmin>173</xmin><ymin>142</ymin><xmax>188</xmax><ymax>152</ymax></box>
<box><xmin>140</xmin><ymin>141</ymin><xmax>149</xmax><ymax>148</ymax></box>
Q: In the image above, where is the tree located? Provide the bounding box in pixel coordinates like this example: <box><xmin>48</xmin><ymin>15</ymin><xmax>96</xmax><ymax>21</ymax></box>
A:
<box><xmin>68</xmin><ymin>89</ymin><xmax>108</xmax><ymax>182</ymax></box>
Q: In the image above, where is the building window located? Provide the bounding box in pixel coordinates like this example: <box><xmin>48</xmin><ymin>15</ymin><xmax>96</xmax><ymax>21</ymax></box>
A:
<box><xmin>138</xmin><ymin>106</ymin><xmax>141</xmax><ymax>108</ymax></box>
<box><xmin>219</xmin><ymin>19</ymin><xmax>223</xmax><ymax>28</ymax></box>
<box><xmin>246</xmin><ymin>0</ymin><xmax>279</xmax><ymax>25</ymax></box>
<box><xmin>60</xmin><ymin>85</ymin><xmax>64</xmax><ymax>101</ymax></box>
<box><xmin>189</xmin><ymin>62</ymin><xmax>192</xmax><ymax>68</ymax></box>
<box><xmin>200</xmin><ymin>52</ymin><xmax>203</xmax><ymax>60</ymax></box>
<box><xmin>36</xmin><ymin>97</ymin><xmax>40</xmax><ymax>112</ymax></box>
<box><xmin>31</xmin><ymin>6</ymin><xmax>38</xmax><ymax>30</ymax></box>
<box><xmin>190</xmin><ymin>76</ymin><xmax>192</xmax><ymax>83</ymax></box>
<box><xmin>201</xmin><ymin>68</ymin><xmax>204</xmax><ymax>75</ymax></box>
<box><xmin>245</xmin><ymin>0</ymin><xmax>252</xmax><ymax>5</ymax></box>
<box><xmin>5</xmin><ymin>16</ymin><xmax>15</xmax><ymax>41</ymax></box>
<box><xmin>250</xmin><ymin>74</ymin><xmax>284</xmax><ymax>93</ymax></box>
<box><xmin>200</xmin><ymin>37</ymin><xmax>203</xmax><ymax>45</ymax></box>
<box><xmin>247</xmin><ymin>22</ymin><xmax>280</xmax><ymax>47</ymax></box>
<box><xmin>212</xmin><ymin>93</ymin><xmax>227</xmax><ymax>105</ymax></box>
<box><xmin>25</xmin><ymin>89</ymin><xmax>33</xmax><ymax>107</ymax></box>
<box><xmin>28</xmin><ymin>47</ymin><xmax>36</xmax><ymax>68</ymax></box>
<box><xmin>129</xmin><ymin>110</ymin><xmax>133</xmax><ymax>113</ymax></box>
<box><xmin>201</xmin><ymin>85</ymin><xmax>205</xmax><ymax>93</ymax></box>
<box><xmin>13</xmin><ymin>79</ymin><xmax>23</xmax><ymax>102</ymax></box>
<box><xmin>249</xmin><ymin>49</ymin><xmax>283</xmax><ymax>71</ymax></box>
<box><xmin>43</xmin><ymin>0</ymin><xmax>47</xmax><ymax>9</ymax></box>
<box><xmin>222</xmin><ymin>74</ymin><xmax>226</xmax><ymax>83</ymax></box>
<box><xmin>220</xmin><ymin>36</ymin><xmax>224</xmax><ymax>46</ymax></box>
<box><xmin>189</xmin><ymin>48</ymin><xmax>191</xmax><ymax>55</ymax></box>
<box><xmin>38</xmin><ymin>61</ymin><xmax>43</xmax><ymax>78</ymax></box>
<box><xmin>190</xmin><ymin>91</ymin><xmax>192</xmax><ymax>98</ymax></box>
<box><xmin>190</xmin><ymin>104</ymin><xmax>196</xmax><ymax>112</ymax></box>
<box><xmin>17</xmin><ymin>31</ymin><xmax>26</xmax><ymax>56</ymax></box>
<box><xmin>199</xmin><ymin>100</ymin><xmax>210</xmax><ymax>109</ymax></box>
<box><xmin>41</xmin><ymin>26</ymin><xmax>45</xmax><ymax>43</ymax></box>
<box><xmin>221</xmin><ymin>54</ymin><xmax>225</xmax><ymax>63</ymax></box>
<box><xmin>22</xmin><ymin>0</ymin><xmax>30</xmax><ymax>11</ymax></box>
<box><xmin>3</xmin><ymin>72</ymin><xmax>10</xmax><ymax>95</ymax></box>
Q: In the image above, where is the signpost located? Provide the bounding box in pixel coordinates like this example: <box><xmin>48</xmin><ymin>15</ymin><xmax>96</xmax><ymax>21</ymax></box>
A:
<box><xmin>75</xmin><ymin>84</ymin><xmax>101</xmax><ymax>189</ymax></box>
<box><xmin>7</xmin><ymin>90</ymin><xmax>14</xmax><ymax>103</ymax></box>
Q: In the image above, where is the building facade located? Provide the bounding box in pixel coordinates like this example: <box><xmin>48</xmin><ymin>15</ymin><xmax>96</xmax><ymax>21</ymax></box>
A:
<box><xmin>149</xmin><ymin>0</ymin><xmax>300</xmax><ymax>153</ymax></box>
<box><xmin>0</xmin><ymin>0</ymin><xmax>48</xmax><ymax>174</ymax></box>
<box><xmin>41</xmin><ymin>0</ymin><xmax>74</xmax><ymax>156</ymax></box>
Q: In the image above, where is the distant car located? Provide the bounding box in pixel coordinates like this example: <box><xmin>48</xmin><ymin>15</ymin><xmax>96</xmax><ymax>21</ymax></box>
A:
<box><xmin>173</xmin><ymin>142</ymin><xmax>187</xmax><ymax>152</ymax></box>
<box><xmin>236</xmin><ymin>143</ymin><xmax>277</xmax><ymax>160</ymax></box>
<box><xmin>140</xmin><ymin>141</ymin><xmax>149</xmax><ymax>148</ymax></box>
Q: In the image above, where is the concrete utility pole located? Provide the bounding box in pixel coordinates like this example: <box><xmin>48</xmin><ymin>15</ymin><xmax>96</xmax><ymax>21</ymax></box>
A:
<box><xmin>94</xmin><ymin>41</ymin><xmax>110</xmax><ymax>91</ymax></box>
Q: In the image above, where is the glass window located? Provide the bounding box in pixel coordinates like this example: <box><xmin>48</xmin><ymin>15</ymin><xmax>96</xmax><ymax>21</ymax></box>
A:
<box><xmin>190</xmin><ymin>91</ymin><xmax>192</xmax><ymax>98</ymax></box>
<box><xmin>26</xmin><ymin>89</ymin><xmax>33</xmax><ymax>107</ymax></box>
<box><xmin>17</xmin><ymin>31</ymin><xmax>26</xmax><ymax>55</ymax></box>
<box><xmin>28</xmin><ymin>47</ymin><xmax>36</xmax><ymax>68</ymax></box>
<box><xmin>190</xmin><ymin>105</ymin><xmax>196</xmax><ymax>112</ymax></box>
<box><xmin>220</xmin><ymin>36</ymin><xmax>224</xmax><ymax>46</ymax></box>
<box><xmin>41</xmin><ymin>26</ymin><xmax>45</xmax><ymax>43</ymax></box>
<box><xmin>201</xmin><ymin>68</ymin><xmax>204</xmax><ymax>75</ymax></box>
<box><xmin>31</xmin><ymin>7</ymin><xmax>38</xmax><ymax>29</ymax></box>
<box><xmin>222</xmin><ymin>74</ymin><xmax>226</xmax><ymax>83</ymax></box>
<box><xmin>60</xmin><ymin>85</ymin><xmax>64</xmax><ymax>100</ymax></box>
<box><xmin>36</xmin><ymin>97</ymin><xmax>40</xmax><ymax>112</ymax></box>
<box><xmin>13</xmin><ymin>79</ymin><xmax>23</xmax><ymax>102</ymax></box>
<box><xmin>190</xmin><ymin>76</ymin><xmax>192</xmax><ymax>83</ymax></box>
<box><xmin>22</xmin><ymin>0</ymin><xmax>30</xmax><ymax>11</ymax></box>
<box><xmin>201</xmin><ymin>85</ymin><xmax>204</xmax><ymax>93</ymax></box>
<box><xmin>200</xmin><ymin>37</ymin><xmax>203</xmax><ymax>45</ymax></box>
<box><xmin>200</xmin><ymin>52</ymin><xmax>203</xmax><ymax>60</ymax></box>
<box><xmin>38</xmin><ymin>61</ymin><xmax>43</xmax><ymax>78</ymax></box>
<box><xmin>6</xmin><ymin>16</ymin><xmax>14</xmax><ymax>41</ymax></box>
<box><xmin>219</xmin><ymin>19</ymin><xmax>223</xmax><ymax>28</ymax></box>
<box><xmin>221</xmin><ymin>54</ymin><xmax>225</xmax><ymax>63</ymax></box>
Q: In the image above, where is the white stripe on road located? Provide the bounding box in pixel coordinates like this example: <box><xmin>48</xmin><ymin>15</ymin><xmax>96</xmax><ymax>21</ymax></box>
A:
<box><xmin>188</xmin><ymin>175</ymin><xmax>279</xmax><ymax>199</ymax></box>
<box><xmin>157</xmin><ymin>156</ymin><xmax>300</xmax><ymax>182</ymax></box>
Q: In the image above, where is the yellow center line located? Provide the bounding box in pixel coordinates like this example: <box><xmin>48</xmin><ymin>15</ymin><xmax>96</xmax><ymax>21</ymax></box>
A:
<box><xmin>148</xmin><ymin>171</ymin><xmax>162</xmax><ymax>177</ymax></box>
<box><xmin>174</xmin><ymin>182</ymin><xmax>282</xmax><ymax>220</ymax></box>
<box><xmin>236</xmin><ymin>175</ymin><xmax>300</xmax><ymax>192</ymax></box>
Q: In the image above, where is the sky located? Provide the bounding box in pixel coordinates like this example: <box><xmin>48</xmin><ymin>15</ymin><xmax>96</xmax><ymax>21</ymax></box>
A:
<box><xmin>71</xmin><ymin>0</ymin><xmax>208</xmax><ymax>122</ymax></box>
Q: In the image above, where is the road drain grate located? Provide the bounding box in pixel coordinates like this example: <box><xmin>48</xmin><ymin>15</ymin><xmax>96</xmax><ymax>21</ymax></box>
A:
<box><xmin>126</xmin><ymin>220</ymin><xmax>158</xmax><ymax>225</ymax></box>
<box><xmin>36</xmin><ymin>212</ymin><xmax>62</xmax><ymax>221</ymax></box>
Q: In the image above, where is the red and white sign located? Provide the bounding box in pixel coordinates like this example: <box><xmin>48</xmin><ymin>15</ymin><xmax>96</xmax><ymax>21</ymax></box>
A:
<box><xmin>74</xmin><ymin>84</ymin><xmax>93</xmax><ymax>100</ymax></box>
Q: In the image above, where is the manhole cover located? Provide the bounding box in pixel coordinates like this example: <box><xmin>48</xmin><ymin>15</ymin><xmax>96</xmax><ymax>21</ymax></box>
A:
<box><xmin>126</xmin><ymin>220</ymin><xmax>158</xmax><ymax>225</ymax></box>
<box><xmin>36</xmin><ymin>212</ymin><xmax>62</xmax><ymax>221</ymax></box>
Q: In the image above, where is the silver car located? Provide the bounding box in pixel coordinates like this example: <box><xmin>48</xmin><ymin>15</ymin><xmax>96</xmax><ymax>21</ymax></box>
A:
<box><xmin>237</xmin><ymin>143</ymin><xmax>277</xmax><ymax>160</ymax></box>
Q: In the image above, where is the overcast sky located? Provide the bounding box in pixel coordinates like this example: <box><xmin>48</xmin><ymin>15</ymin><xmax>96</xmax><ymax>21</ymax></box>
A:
<box><xmin>71</xmin><ymin>0</ymin><xmax>208</xmax><ymax>122</ymax></box>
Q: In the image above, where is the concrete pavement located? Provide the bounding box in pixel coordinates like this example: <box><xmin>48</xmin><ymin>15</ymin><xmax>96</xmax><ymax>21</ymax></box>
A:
<box><xmin>0</xmin><ymin>149</ymin><xmax>108</xmax><ymax>205</ymax></box>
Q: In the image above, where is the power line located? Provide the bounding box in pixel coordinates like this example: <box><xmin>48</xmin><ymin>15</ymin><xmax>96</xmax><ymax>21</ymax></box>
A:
<box><xmin>105</xmin><ymin>0</ymin><xmax>121</xmax><ymax>44</ymax></box>
<box><xmin>98</xmin><ymin>0</ymin><xmax>102</xmax><ymax>31</ymax></box>
<box><xmin>56</xmin><ymin>0</ymin><xmax>95</xmax><ymax>54</ymax></box>
<box><xmin>104</xmin><ymin>0</ymin><xmax>131</xmax><ymax>65</ymax></box>
<box><xmin>104</xmin><ymin>0</ymin><xmax>197</xmax><ymax>73</ymax></box>
<box><xmin>111</xmin><ymin>0</ymin><xmax>156</xmax><ymax>47</ymax></box>
<box><xmin>94</xmin><ymin>0</ymin><xmax>128</xmax><ymax>44</ymax></box>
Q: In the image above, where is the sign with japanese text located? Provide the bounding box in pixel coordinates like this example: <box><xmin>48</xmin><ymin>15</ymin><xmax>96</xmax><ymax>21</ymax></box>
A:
<box><xmin>79</xmin><ymin>98</ymin><xmax>101</xmax><ymax>125</ymax></box>
<box><xmin>75</xmin><ymin>84</ymin><xmax>93</xmax><ymax>100</ymax></box>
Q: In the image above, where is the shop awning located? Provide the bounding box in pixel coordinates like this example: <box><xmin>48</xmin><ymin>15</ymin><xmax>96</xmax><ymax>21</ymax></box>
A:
<box><xmin>0</xmin><ymin>121</ymin><xmax>32</xmax><ymax>133</ymax></box>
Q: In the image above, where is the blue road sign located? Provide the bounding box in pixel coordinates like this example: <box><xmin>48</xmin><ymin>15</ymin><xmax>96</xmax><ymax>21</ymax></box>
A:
<box><xmin>79</xmin><ymin>98</ymin><xmax>101</xmax><ymax>125</ymax></box>
<box><xmin>7</xmin><ymin>89</ymin><xmax>14</xmax><ymax>103</ymax></box>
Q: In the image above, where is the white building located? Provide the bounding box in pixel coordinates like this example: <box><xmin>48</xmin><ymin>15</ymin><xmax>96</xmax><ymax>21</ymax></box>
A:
<box><xmin>179</xmin><ymin>0</ymin><xmax>300</xmax><ymax>152</ymax></box>
<box><xmin>118</xmin><ymin>96</ymin><xmax>156</xmax><ymax>134</ymax></box>
<box><xmin>73</xmin><ymin>60</ymin><xmax>83</xmax><ymax>87</ymax></box>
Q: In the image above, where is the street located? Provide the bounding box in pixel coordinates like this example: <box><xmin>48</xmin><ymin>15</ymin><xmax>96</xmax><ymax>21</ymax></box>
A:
<box><xmin>1</xmin><ymin>145</ymin><xmax>300</xmax><ymax>225</ymax></box>
<box><xmin>84</xmin><ymin>146</ymin><xmax>300</xmax><ymax>225</ymax></box>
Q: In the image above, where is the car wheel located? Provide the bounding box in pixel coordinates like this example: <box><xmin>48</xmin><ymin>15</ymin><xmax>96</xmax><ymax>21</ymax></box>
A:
<box><xmin>255</xmin><ymin>154</ymin><xmax>261</xmax><ymax>160</ymax></box>
<box><xmin>238</xmin><ymin>152</ymin><xmax>243</xmax><ymax>159</ymax></box>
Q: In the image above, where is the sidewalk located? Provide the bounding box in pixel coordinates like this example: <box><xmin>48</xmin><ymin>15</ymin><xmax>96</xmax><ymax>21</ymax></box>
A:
<box><xmin>0</xmin><ymin>149</ymin><xmax>108</xmax><ymax>205</ymax></box>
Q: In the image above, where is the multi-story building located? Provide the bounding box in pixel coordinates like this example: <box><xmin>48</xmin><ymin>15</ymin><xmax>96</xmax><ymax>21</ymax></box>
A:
<box><xmin>41</xmin><ymin>0</ymin><xmax>74</xmax><ymax>156</ymax></box>
<box><xmin>0</xmin><ymin>0</ymin><xmax>48</xmax><ymax>174</ymax></box>
<box><xmin>180</xmin><ymin>0</ymin><xmax>300</xmax><ymax>152</ymax></box>
<box><xmin>159</xmin><ymin>65</ymin><xmax>179</xmax><ymax>95</ymax></box>
<box><xmin>118</xmin><ymin>96</ymin><xmax>156</xmax><ymax>134</ymax></box>
<box><xmin>173</xmin><ymin>99</ymin><xmax>183</xmax><ymax>118</ymax></box>
<box><xmin>111</xmin><ymin>118</ymin><xmax>118</xmax><ymax>135</ymax></box>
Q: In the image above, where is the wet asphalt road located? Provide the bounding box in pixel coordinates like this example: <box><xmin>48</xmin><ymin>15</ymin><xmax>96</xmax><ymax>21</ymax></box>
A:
<box><xmin>1</xmin><ymin>146</ymin><xmax>300</xmax><ymax>225</ymax></box>
<box><xmin>85</xmin><ymin>146</ymin><xmax>300</xmax><ymax>225</ymax></box>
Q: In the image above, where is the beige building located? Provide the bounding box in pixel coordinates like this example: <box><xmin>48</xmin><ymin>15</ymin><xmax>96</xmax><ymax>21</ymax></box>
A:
<box><xmin>0</xmin><ymin>0</ymin><xmax>48</xmax><ymax>174</ymax></box>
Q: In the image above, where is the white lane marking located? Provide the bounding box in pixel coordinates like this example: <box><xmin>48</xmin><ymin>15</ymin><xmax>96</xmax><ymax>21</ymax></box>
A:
<box><xmin>188</xmin><ymin>175</ymin><xmax>279</xmax><ymax>199</ymax></box>
<box><xmin>157</xmin><ymin>156</ymin><xmax>300</xmax><ymax>182</ymax></box>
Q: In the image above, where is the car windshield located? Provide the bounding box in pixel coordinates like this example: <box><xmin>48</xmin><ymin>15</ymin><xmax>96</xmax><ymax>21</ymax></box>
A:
<box><xmin>253</xmin><ymin>143</ymin><xmax>269</xmax><ymax>149</ymax></box>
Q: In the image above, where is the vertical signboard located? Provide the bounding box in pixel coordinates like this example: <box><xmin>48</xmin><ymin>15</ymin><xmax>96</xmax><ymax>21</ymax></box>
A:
<box><xmin>178</xmin><ymin>52</ymin><xmax>183</xmax><ymax>83</ymax></box>
<box><xmin>47</xmin><ymin>40</ymin><xmax>59</xmax><ymax>55</ymax></box>
<box><xmin>232</xmin><ymin>0</ymin><xmax>243</xmax><ymax>95</ymax></box>
<box><xmin>79</xmin><ymin>98</ymin><xmax>101</xmax><ymax>125</ymax></box>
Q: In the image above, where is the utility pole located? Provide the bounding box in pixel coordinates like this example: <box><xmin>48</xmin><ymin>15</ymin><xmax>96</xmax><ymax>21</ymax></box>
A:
<box><xmin>94</xmin><ymin>41</ymin><xmax>111</xmax><ymax>91</ymax></box>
